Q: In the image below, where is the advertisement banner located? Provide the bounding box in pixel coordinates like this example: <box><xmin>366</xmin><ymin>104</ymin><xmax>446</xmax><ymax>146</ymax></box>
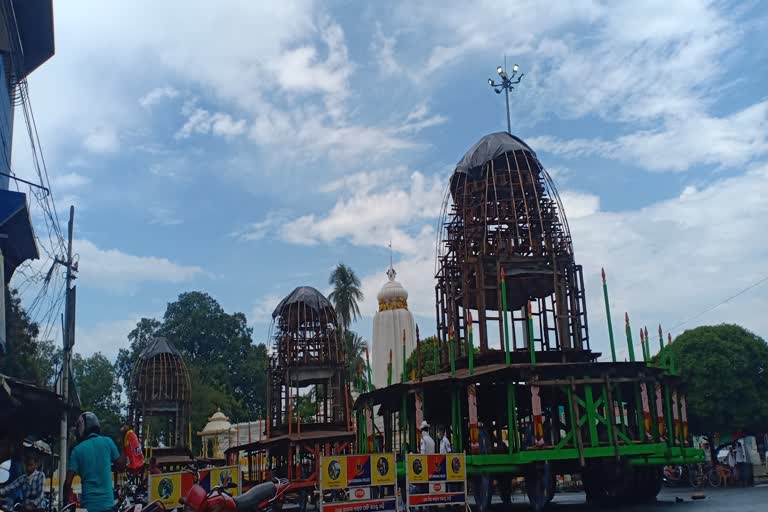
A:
<box><xmin>445</xmin><ymin>453</ymin><xmax>465</xmax><ymax>482</ymax></box>
<box><xmin>346</xmin><ymin>455</ymin><xmax>372</xmax><ymax>487</ymax></box>
<box><xmin>148</xmin><ymin>472</ymin><xmax>183</xmax><ymax>510</ymax></box>
<box><xmin>370</xmin><ymin>454</ymin><xmax>396</xmax><ymax>486</ymax></box>
<box><xmin>149</xmin><ymin>465</ymin><xmax>242</xmax><ymax>509</ymax></box>
<box><xmin>426</xmin><ymin>455</ymin><xmax>446</xmax><ymax>482</ymax></box>
<box><xmin>405</xmin><ymin>454</ymin><xmax>466</xmax><ymax>509</ymax></box>
<box><xmin>210</xmin><ymin>466</ymin><xmax>240</xmax><ymax>496</ymax></box>
<box><xmin>321</xmin><ymin>498</ymin><xmax>397</xmax><ymax>512</ymax></box>
<box><xmin>321</xmin><ymin>457</ymin><xmax>348</xmax><ymax>490</ymax></box>
<box><xmin>407</xmin><ymin>455</ymin><xmax>428</xmax><ymax>483</ymax></box>
<box><xmin>320</xmin><ymin>454</ymin><xmax>398</xmax><ymax>512</ymax></box>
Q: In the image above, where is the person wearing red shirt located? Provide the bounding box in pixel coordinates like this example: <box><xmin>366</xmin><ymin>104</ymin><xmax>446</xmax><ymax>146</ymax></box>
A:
<box><xmin>120</xmin><ymin>426</ymin><xmax>144</xmax><ymax>475</ymax></box>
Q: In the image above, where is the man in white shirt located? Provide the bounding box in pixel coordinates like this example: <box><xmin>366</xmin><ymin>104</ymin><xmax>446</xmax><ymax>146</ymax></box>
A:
<box><xmin>420</xmin><ymin>421</ymin><xmax>435</xmax><ymax>454</ymax></box>
<box><xmin>438</xmin><ymin>427</ymin><xmax>452</xmax><ymax>454</ymax></box>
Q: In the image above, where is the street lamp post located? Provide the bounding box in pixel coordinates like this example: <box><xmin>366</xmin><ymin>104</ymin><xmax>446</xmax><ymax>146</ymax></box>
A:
<box><xmin>488</xmin><ymin>62</ymin><xmax>524</xmax><ymax>134</ymax></box>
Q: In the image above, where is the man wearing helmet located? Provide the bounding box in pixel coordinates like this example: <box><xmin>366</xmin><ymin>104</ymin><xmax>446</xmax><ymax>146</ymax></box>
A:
<box><xmin>63</xmin><ymin>412</ymin><xmax>125</xmax><ymax>512</ymax></box>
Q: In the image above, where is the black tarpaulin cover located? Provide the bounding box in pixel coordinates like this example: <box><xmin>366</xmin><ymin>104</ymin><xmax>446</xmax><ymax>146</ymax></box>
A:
<box><xmin>139</xmin><ymin>336</ymin><xmax>182</xmax><ymax>360</ymax></box>
<box><xmin>453</xmin><ymin>131</ymin><xmax>536</xmax><ymax>179</ymax></box>
<box><xmin>272</xmin><ymin>286</ymin><xmax>334</xmax><ymax>319</ymax></box>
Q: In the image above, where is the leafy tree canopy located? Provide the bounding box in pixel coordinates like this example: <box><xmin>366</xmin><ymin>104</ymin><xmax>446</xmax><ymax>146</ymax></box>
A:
<box><xmin>665</xmin><ymin>324</ymin><xmax>768</xmax><ymax>434</ymax></box>
<box><xmin>404</xmin><ymin>336</ymin><xmax>439</xmax><ymax>380</ymax></box>
<box><xmin>0</xmin><ymin>288</ymin><xmax>59</xmax><ymax>386</ymax></box>
<box><xmin>71</xmin><ymin>352</ymin><xmax>123</xmax><ymax>441</ymax></box>
<box><xmin>121</xmin><ymin>292</ymin><xmax>270</xmax><ymax>445</ymax></box>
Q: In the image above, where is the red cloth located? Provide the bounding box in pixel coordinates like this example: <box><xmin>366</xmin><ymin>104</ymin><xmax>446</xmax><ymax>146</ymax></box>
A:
<box><xmin>123</xmin><ymin>429</ymin><xmax>144</xmax><ymax>470</ymax></box>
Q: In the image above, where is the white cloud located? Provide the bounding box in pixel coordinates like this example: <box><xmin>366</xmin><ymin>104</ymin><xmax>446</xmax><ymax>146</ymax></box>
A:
<box><xmin>139</xmin><ymin>86</ymin><xmax>180</xmax><ymax>108</ymax></box>
<box><xmin>397</xmin><ymin>103</ymin><xmax>447</xmax><ymax>134</ymax></box>
<box><xmin>250</xmin><ymin>293</ymin><xmax>283</xmax><ymax>325</ymax></box>
<box><xmin>75</xmin><ymin>239</ymin><xmax>202</xmax><ymax>292</ymax></box>
<box><xmin>559</xmin><ymin>190</ymin><xmax>600</xmax><ymax>220</ymax></box>
<box><xmin>529</xmin><ymin>100</ymin><xmax>768</xmax><ymax>172</ymax></box>
<box><xmin>83</xmin><ymin>129</ymin><xmax>119</xmax><ymax>154</ymax></box>
<box><xmin>281</xmin><ymin>170</ymin><xmax>444</xmax><ymax>255</ymax></box>
<box><xmin>234</xmin><ymin>210</ymin><xmax>290</xmax><ymax>241</ymax></box>
<box><xmin>75</xmin><ymin>316</ymin><xmax>145</xmax><ymax>360</ymax></box>
<box><xmin>371</xmin><ymin>23</ymin><xmax>401</xmax><ymax>75</ymax></box>
<box><xmin>52</xmin><ymin>172</ymin><xmax>90</xmax><ymax>190</ymax></box>
<box><xmin>175</xmin><ymin>104</ymin><xmax>247</xmax><ymax>140</ymax></box>
<box><xmin>564</xmin><ymin>162</ymin><xmax>768</xmax><ymax>357</ymax></box>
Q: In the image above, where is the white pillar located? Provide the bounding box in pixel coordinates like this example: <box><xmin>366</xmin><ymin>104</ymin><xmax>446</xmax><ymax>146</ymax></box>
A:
<box><xmin>0</xmin><ymin>248</ymin><xmax>6</xmax><ymax>352</ymax></box>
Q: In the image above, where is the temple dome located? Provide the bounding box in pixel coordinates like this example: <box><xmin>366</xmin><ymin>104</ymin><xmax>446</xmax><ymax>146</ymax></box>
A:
<box><xmin>377</xmin><ymin>268</ymin><xmax>408</xmax><ymax>311</ymax></box>
<box><xmin>200</xmin><ymin>408</ymin><xmax>231</xmax><ymax>435</ymax></box>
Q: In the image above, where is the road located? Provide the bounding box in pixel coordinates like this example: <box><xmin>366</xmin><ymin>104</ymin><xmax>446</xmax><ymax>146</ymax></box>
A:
<box><xmin>488</xmin><ymin>485</ymin><xmax>768</xmax><ymax>511</ymax></box>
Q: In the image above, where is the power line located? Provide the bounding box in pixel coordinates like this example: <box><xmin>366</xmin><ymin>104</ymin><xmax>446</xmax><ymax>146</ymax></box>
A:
<box><xmin>668</xmin><ymin>273</ymin><xmax>768</xmax><ymax>333</ymax></box>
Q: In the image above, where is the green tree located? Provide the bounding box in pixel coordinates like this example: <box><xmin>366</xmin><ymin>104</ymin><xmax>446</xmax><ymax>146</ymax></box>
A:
<box><xmin>71</xmin><ymin>352</ymin><xmax>123</xmax><ymax>441</ymax></box>
<box><xmin>328</xmin><ymin>263</ymin><xmax>363</xmax><ymax>332</ymax></box>
<box><xmin>0</xmin><ymin>287</ymin><xmax>58</xmax><ymax>386</ymax></box>
<box><xmin>121</xmin><ymin>292</ymin><xmax>269</xmax><ymax>434</ymax></box>
<box><xmin>188</xmin><ymin>366</ymin><xmax>241</xmax><ymax>453</ymax></box>
<box><xmin>159</xmin><ymin>291</ymin><xmax>268</xmax><ymax>418</ymax></box>
<box><xmin>345</xmin><ymin>330</ymin><xmax>368</xmax><ymax>391</ymax></box>
<box><xmin>404</xmin><ymin>336</ymin><xmax>439</xmax><ymax>380</ymax></box>
<box><xmin>664</xmin><ymin>324</ymin><xmax>768</xmax><ymax>434</ymax></box>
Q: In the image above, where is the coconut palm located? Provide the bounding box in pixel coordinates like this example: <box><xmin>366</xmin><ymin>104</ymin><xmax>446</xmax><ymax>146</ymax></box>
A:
<box><xmin>345</xmin><ymin>330</ymin><xmax>369</xmax><ymax>391</ymax></box>
<box><xmin>328</xmin><ymin>263</ymin><xmax>363</xmax><ymax>332</ymax></box>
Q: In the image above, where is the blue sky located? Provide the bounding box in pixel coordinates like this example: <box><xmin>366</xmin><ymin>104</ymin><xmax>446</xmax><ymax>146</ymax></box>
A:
<box><xmin>10</xmin><ymin>0</ymin><xmax>768</xmax><ymax>364</ymax></box>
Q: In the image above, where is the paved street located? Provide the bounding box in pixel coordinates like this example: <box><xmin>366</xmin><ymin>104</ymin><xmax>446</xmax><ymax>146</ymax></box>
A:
<box><xmin>487</xmin><ymin>485</ymin><xmax>768</xmax><ymax>511</ymax></box>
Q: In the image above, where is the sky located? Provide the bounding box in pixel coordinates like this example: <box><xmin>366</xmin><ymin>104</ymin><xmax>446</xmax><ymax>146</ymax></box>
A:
<box><xmin>9</xmin><ymin>0</ymin><xmax>768</xmax><ymax>365</ymax></box>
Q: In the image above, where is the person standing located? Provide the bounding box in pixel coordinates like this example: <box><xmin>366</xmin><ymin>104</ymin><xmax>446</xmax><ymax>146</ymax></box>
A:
<box><xmin>419</xmin><ymin>421</ymin><xmax>435</xmax><ymax>455</ymax></box>
<box><xmin>438</xmin><ymin>427</ymin><xmax>452</xmax><ymax>454</ymax></box>
<box><xmin>734</xmin><ymin>439</ymin><xmax>747</xmax><ymax>487</ymax></box>
<box><xmin>0</xmin><ymin>454</ymin><xmax>44</xmax><ymax>511</ymax></box>
<box><xmin>64</xmin><ymin>412</ymin><xmax>124</xmax><ymax>512</ymax></box>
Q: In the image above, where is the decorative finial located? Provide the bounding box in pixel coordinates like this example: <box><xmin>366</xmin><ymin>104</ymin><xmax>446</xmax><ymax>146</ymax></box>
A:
<box><xmin>386</xmin><ymin>240</ymin><xmax>396</xmax><ymax>281</ymax></box>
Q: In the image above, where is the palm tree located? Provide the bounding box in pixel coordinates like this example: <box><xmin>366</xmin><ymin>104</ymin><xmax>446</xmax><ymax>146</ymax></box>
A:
<box><xmin>344</xmin><ymin>330</ymin><xmax>369</xmax><ymax>391</ymax></box>
<box><xmin>328</xmin><ymin>263</ymin><xmax>363</xmax><ymax>332</ymax></box>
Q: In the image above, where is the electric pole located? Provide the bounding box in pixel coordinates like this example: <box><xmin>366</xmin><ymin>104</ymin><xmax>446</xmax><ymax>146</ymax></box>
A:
<box><xmin>57</xmin><ymin>206</ymin><xmax>77</xmax><ymax>507</ymax></box>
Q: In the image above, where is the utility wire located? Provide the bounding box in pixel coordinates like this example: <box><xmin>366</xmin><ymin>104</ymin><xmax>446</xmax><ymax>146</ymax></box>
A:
<box><xmin>668</xmin><ymin>273</ymin><xmax>768</xmax><ymax>333</ymax></box>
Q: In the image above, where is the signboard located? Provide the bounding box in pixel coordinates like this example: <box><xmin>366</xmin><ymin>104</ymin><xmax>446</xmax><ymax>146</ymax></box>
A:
<box><xmin>405</xmin><ymin>453</ymin><xmax>466</xmax><ymax>509</ymax></box>
<box><xmin>320</xmin><ymin>454</ymin><xmax>397</xmax><ymax>512</ymax></box>
<box><xmin>148</xmin><ymin>465</ymin><xmax>241</xmax><ymax>510</ymax></box>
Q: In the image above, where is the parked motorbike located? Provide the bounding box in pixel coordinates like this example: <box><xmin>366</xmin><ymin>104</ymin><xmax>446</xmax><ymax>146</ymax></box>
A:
<box><xmin>180</xmin><ymin>465</ymin><xmax>290</xmax><ymax>512</ymax></box>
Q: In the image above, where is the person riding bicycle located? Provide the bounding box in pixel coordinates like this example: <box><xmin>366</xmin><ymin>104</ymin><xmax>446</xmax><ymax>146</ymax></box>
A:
<box><xmin>64</xmin><ymin>412</ymin><xmax>125</xmax><ymax>512</ymax></box>
<box><xmin>0</xmin><ymin>453</ymin><xmax>44</xmax><ymax>511</ymax></box>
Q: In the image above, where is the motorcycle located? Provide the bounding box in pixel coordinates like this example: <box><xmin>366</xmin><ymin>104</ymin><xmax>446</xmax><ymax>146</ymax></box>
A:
<box><xmin>180</xmin><ymin>465</ymin><xmax>290</xmax><ymax>512</ymax></box>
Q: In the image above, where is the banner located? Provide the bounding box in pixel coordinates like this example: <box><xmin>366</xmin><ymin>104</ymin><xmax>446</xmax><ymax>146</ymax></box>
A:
<box><xmin>321</xmin><ymin>457</ymin><xmax>348</xmax><ymax>490</ymax></box>
<box><xmin>148</xmin><ymin>472</ymin><xmax>184</xmax><ymax>510</ymax></box>
<box><xmin>407</xmin><ymin>455</ymin><xmax>428</xmax><ymax>483</ymax></box>
<box><xmin>445</xmin><ymin>453</ymin><xmax>465</xmax><ymax>482</ymax></box>
<box><xmin>370</xmin><ymin>454</ymin><xmax>395</xmax><ymax>486</ymax></box>
<box><xmin>320</xmin><ymin>454</ymin><xmax>398</xmax><ymax>512</ymax></box>
<box><xmin>149</xmin><ymin>465</ymin><xmax>241</xmax><ymax>510</ymax></box>
<box><xmin>405</xmin><ymin>454</ymin><xmax>466</xmax><ymax>509</ymax></box>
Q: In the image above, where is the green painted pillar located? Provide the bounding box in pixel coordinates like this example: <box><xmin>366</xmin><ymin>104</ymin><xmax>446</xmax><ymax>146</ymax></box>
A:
<box><xmin>601</xmin><ymin>268</ymin><xmax>618</xmax><ymax>362</ymax></box>
<box><xmin>468</xmin><ymin>311</ymin><xmax>474</xmax><ymax>375</ymax></box>
<box><xmin>501</xmin><ymin>268</ymin><xmax>511</xmax><ymax>365</ymax></box>
<box><xmin>527</xmin><ymin>302</ymin><xmax>536</xmax><ymax>365</ymax></box>
<box><xmin>625</xmin><ymin>312</ymin><xmax>636</xmax><ymax>362</ymax></box>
